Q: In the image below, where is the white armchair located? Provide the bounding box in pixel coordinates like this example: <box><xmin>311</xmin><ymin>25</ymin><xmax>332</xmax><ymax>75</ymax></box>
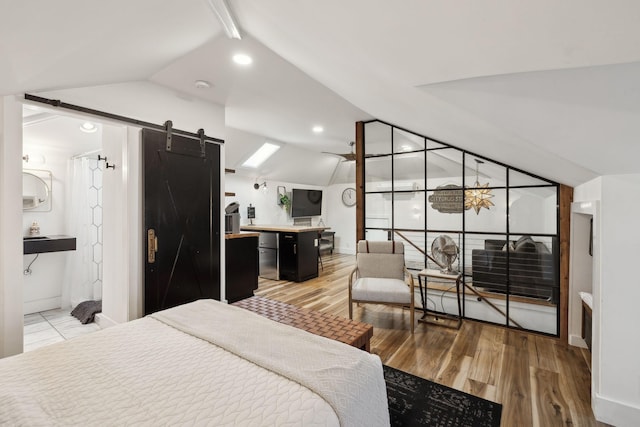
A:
<box><xmin>348</xmin><ymin>240</ymin><xmax>415</xmax><ymax>334</ymax></box>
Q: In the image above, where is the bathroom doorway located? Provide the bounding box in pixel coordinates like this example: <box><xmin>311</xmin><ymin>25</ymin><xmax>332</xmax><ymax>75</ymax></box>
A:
<box><xmin>21</xmin><ymin>106</ymin><xmax>121</xmax><ymax>317</ymax></box>
<box><xmin>569</xmin><ymin>202</ymin><xmax>597</xmax><ymax>349</ymax></box>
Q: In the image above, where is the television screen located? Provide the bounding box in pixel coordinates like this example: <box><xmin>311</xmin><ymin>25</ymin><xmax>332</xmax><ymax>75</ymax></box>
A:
<box><xmin>291</xmin><ymin>188</ymin><xmax>323</xmax><ymax>218</ymax></box>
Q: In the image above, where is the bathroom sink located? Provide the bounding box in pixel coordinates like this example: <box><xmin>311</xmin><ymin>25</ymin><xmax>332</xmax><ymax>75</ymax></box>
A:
<box><xmin>24</xmin><ymin>236</ymin><xmax>50</xmax><ymax>240</ymax></box>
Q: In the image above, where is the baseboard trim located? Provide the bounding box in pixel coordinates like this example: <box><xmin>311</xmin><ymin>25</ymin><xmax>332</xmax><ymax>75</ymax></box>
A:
<box><xmin>569</xmin><ymin>334</ymin><xmax>588</xmax><ymax>349</ymax></box>
<box><xmin>594</xmin><ymin>392</ymin><xmax>640</xmax><ymax>426</ymax></box>
<box><xmin>23</xmin><ymin>297</ymin><xmax>61</xmax><ymax>315</ymax></box>
<box><xmin>335</xmin><ymin>246</ymin><xmax>355</xmax><ymax>255</ymax></box>
<box><xmin>94</xmin><ymin>313</ymin><xmax>117</xmax><ymax>329</ymax></box>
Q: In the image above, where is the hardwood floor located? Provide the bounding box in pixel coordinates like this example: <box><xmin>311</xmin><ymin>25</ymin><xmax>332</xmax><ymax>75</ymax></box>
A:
<box><xmin>255</xmin><ymin>253</ymin><xmax>605</xmax><ymax>427</ymax></box>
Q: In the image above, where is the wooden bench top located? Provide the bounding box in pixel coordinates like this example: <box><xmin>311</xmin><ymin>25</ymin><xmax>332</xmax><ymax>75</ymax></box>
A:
<box><xmin>232</xmin><ymin>296</ymin><xmax>373</xmax><ymax>352</ymax></box>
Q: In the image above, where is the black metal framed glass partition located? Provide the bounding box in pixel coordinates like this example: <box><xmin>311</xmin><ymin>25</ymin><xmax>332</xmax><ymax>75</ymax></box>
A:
<box><xmin>361</xmin><ymin>120</ymin><xmax>560</xmax><ymax>336</ymax></box>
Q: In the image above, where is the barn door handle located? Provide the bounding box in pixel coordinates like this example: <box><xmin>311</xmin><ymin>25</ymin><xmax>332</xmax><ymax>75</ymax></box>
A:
<box><xmin>147</xmin><ymin>229</ymin><xmax>158</xmax><ymax>263</ymax></box>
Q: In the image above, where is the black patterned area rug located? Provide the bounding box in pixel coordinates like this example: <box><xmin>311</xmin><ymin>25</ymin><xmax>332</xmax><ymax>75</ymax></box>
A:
<box><xmin>383</xmin><ymin>365</ymin><xmax>502</xmax><ymax>427</ymax></box>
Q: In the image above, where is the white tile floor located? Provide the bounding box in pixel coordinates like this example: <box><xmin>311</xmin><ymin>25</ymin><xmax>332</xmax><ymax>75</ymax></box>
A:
<box><xmin>23</xmin><ymin>308</ymin><xmax>102</xmax><ymax>353</ymax></box>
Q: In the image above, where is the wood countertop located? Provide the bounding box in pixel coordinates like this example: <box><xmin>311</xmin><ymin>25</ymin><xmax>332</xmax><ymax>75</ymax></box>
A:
<box><xmin>240</xmin><ymin>224</ymin><xmax>330</xmax><ymax>233</ymax></box>
<box><xmin>224</xmin><ymin>231</ymin><xmax>260</xmax><ymax>240</ymax></box>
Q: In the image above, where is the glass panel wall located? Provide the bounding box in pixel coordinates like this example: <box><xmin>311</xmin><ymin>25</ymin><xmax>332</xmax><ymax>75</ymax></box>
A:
<box><xmin>394</xmin><ymin>191</ymin><xmax>425</xmax><ymax>230</ymax></box>
<box><xmin>509</xmin><ymin>187</ymin><xmax>557</xmax><ymax>235</ymax></box>
<box><xmin>426</xmin><ymin>190</ymin><xmax>463</xmax><ymax>231</ymax></box>
<box><xmin>364</xmin><ymin>156</ymin><xmax>392</xmax><ymax>187</ymax></box>
<box><xmin>393</xmin><ymin>151</ymin><xmax>424</xmax><ymax>191</ymax></box>
<box><xmin>393</xmin><ymin>127</ymin><xmax>425</xmax><ymax>154</ymax></box>
<box><xmin>364</xmin><ymin>121</ymin><xmax>392</xmax><ymax>156</ymax></box>
<box><xmin>362</xmin><ymin>119</ymin><xmax>560</xmax><ymax>336</ymax></box>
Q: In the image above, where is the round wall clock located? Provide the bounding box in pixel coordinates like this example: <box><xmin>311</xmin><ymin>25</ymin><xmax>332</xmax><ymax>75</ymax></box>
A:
<box><xmin>341</xmin><ymin>187</ymin><xmax>356</xmax><ymax>207</ymax></box>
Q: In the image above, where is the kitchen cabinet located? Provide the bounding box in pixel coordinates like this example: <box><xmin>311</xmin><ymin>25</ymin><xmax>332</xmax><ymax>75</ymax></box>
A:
<box><xmin>279</xmin><ymin>231</ymin><xmax>318</xmax><ymax>282</ymax></box>
<box><xmin>225</xmin><ymin>233</ymin><xmax>259</xmax><ymax>303</ymax></box>
<box><xmin>241</xmin><ymin>225</ymin><xmax>327</xmax><ymax>283</ymax></box>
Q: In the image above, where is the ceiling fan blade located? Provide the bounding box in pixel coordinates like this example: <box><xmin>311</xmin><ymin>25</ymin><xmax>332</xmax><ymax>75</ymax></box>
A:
<box><xmin>322</xmin><ymin>151</ymin><xmax>356</xmax><ymax>161</ymax></box>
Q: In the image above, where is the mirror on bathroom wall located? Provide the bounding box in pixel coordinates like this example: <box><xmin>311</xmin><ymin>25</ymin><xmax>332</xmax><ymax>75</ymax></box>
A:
<box><xmin>23</xmin><ymin>169</ymin><xmax>52</xmax><ymax>212</ymax></box>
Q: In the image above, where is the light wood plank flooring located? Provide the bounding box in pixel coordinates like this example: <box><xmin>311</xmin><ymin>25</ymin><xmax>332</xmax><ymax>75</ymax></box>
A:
<box><xmin>256</xmin><ymin>253</ymin><xmax>604</xmax><ymax>427</ymax></box>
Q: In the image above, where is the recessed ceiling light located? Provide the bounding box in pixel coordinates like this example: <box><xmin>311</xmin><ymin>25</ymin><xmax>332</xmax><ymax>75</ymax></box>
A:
<box><xmin>79</xmin><ymin>122</ymin><xmax>97</xmax><ymax>133</ymax></box>
<box><xmin>194</xmin><ymin>80</ymin><xmax>211</xmax><ymax>89</ymax></box>
<box><xmin>232</xmin><ymin>53</ymin><xmax>253</xmax><ymax>65</ymax></box>
<box><xmin>312</xmin><ymin>126</ymin><xmax>324</xmax><ymax>133</ymax></box>
<box><xmin>401</xmin><ymin>144</ymin><xmax>411</xmax><ymax>151</ymax></box>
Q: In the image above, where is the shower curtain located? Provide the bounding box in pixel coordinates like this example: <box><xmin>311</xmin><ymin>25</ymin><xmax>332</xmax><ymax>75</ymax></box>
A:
<box><xmin>61</xmin><ymin>157</ymin><xmax>102</xmax><ymax>309</ymax></box>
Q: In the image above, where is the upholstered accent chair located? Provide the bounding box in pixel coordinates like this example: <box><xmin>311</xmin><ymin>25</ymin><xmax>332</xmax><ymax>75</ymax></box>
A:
<box><xmin>348</xmin><ymin>240</ymin><xmax>415</xmax><ymax>334</ymax></box>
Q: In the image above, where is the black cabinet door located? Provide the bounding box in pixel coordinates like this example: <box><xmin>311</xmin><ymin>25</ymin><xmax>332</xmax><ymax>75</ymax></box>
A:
<box><xmin>143</xmin><ymin>129</ymin><xmax>221</xmax><ymax>315</ymax></box>
<box><xmin>279</xmin><ymin>232</ymin><xmax>297</xmax><ymax>281</ymax></box>
<box><xmin>296</xmin><ymin>231</ymin><xmax>318</xmax><ymax>281</ymax></box>
<box><xmin>278</xmin><ymin>231</ymin><xmax>318</xmax><ymax>282</ymax></box>
<box><xmin>225</xmin><ymin>237</ymin><xmax>258</xmax><ymax>303</ymax></box>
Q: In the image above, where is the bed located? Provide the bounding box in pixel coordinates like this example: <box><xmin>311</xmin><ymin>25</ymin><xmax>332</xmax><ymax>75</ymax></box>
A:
<box><xmin>0</xmin><ymin>299</ymin><xmax>389</xmax><ymax>426</ymax></box>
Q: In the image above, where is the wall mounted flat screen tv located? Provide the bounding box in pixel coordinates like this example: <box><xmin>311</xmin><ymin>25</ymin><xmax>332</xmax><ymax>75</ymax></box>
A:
<box><xmin>291</xmin><ymin>188</ymin><xmax>323</xmax><ymax>218</ymax></box>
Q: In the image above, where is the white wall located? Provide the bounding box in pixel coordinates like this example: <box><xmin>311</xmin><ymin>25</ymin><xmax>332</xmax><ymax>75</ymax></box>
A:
<box><xmin>37</xmin><ymin>82</ymin><xmax>226</xmax><ymax>141</ymax></box>
<box><xmin>224</xmin><ymin>175</ymin><xmax>324</xmax><ymax>226</ymax></box>
<box><xmin>101</xmin><ymin>125</ymin><xmax>130</xmax><ymax>324</ymax></box>
<box><xmin>22</xmin><ymin>147</ymin><xmax>73</xmax><ymax>314</ymax></box>
<box><xmin>126</xmin><ymin>127</ymin><xmax>143</xmax><ymax>321</ymax></box>
<box><xmin>1</xmin><ymin>83</ymin><xmax>226</xmax><ymax>356</ymax></box>
<box><xmin>36</xmin><ymin>82</ymin><xmax>226</xmax><ymax>324</ymax></box>
<box><xmin>574</xmin><ymin>175</ymin><xmax>640</xmax><ymax>426</ymax></box>
<box><xmin>324</xmin><ymin>184</ymin><xmax>357</xmax><ymax>254</ymax></box>
<box><xmin>224</xmin><ymin>176</ymin><xmax>358</xmax><ymax>254</ymax></box>
<box><xmin>0</xmin><ymin>96</ymin><xmax>24</xmax><ymax>357</ymax></box>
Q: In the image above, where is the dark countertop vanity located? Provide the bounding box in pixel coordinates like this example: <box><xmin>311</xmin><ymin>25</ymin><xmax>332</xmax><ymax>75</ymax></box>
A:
<box><xmin>23</xmin><ymin>235</ymin><xmax>77</xmax><ymax>255</ymax></box>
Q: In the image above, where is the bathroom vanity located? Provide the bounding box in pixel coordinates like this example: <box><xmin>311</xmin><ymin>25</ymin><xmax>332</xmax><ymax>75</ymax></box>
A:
<box><xmin>23</xmin><ymin>235</ymin><xmax>77</xmax><ymax>255</ymax></box>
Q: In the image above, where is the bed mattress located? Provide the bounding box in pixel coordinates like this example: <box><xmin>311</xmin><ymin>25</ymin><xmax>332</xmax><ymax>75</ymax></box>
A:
<box><xmin>0</xmin><ymin>299</ymin><xmax>389</xmax><ymax>426</ymax></box>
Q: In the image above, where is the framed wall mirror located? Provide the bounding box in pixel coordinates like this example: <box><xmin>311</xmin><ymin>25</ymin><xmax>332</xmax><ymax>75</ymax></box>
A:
<box><xmin>23</xmin><ymin>169</ymin><xmax>52</xmax><ymax>212</ymax></box>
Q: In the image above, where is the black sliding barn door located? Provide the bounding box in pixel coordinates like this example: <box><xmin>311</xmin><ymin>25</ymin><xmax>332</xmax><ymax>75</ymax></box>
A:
<box><xmin>143</xmin><ymin>128</ymin><xmax>221</xmax><ymax>315</ymax></box>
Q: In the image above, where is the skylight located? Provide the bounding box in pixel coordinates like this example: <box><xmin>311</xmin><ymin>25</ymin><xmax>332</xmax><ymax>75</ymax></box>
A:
<box><xmin>242</xmin><ymin>142</ymin><xmax>280</xmax><ymax>168</ymax></box>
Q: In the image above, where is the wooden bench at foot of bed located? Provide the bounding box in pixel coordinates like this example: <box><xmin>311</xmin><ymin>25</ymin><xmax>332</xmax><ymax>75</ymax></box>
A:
<box><xmin>232</xmin><ymin>296</ymin><xmax>373</xmax><ymax>352</ymax></box>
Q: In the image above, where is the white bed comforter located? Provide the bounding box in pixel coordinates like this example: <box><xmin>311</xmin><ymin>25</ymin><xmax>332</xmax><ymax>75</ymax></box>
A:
<box><xmin>151</xmin><ymin>299</ymin><xmax>389</xmax><ymax>426</ymax></box>
<box><xmin>0</xmin><ymin>299</ymin><xmax>389</xmax><ymax>426</ymax></box>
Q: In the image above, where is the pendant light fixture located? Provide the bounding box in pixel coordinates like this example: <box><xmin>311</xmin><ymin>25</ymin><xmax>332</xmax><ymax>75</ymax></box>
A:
<box><xmin>464</xmin><ymin>159</ymin><xmax>494</xmax><ymax>214</ymax></box>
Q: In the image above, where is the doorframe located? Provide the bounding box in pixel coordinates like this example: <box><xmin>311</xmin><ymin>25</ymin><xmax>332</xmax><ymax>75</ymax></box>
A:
<box><xmin>568</xmin><ymin>203</ymin><xmax>596</xmax><ymax>348</ymax></box>
<box><xmin>1</xmin><ymin>97</ymin><xmax>142</xmax><ymax>356</ymax></box>
<box><xmin>0</xmin><ymin>95</ymin><xmax>25</xmax><ymax>357</ymax></box>
<box><xmin>1</xmin><ymin>94</ymin><xmax>225</xmax><ymax>356</ymax></box>
<box><xmin>99</xmin><ymin>124</ymin><xmax>142</xmax><ymax>325</ymax></box>
<box><xmin>569</xmin><ymin>200</ymin><xmax>600</xmax><ymax>408</ymax></box>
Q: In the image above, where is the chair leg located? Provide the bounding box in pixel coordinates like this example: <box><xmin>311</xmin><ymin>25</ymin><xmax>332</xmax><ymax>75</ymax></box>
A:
<box><xmin>349</xmin><ymin>299</ymin><xmax>353</xmax><ymax>319</ymax></box>
<box><xmin>410</xmin><ymin>305</ymin><xmax>415</xmax><ymax>334</ymax></box>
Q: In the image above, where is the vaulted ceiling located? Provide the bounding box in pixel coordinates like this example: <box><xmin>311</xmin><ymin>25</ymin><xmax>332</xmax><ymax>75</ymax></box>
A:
<box><xmin>3</xmin><ymin>0</ymin><xmax>640</xmax><ymax>186</ymax></box>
